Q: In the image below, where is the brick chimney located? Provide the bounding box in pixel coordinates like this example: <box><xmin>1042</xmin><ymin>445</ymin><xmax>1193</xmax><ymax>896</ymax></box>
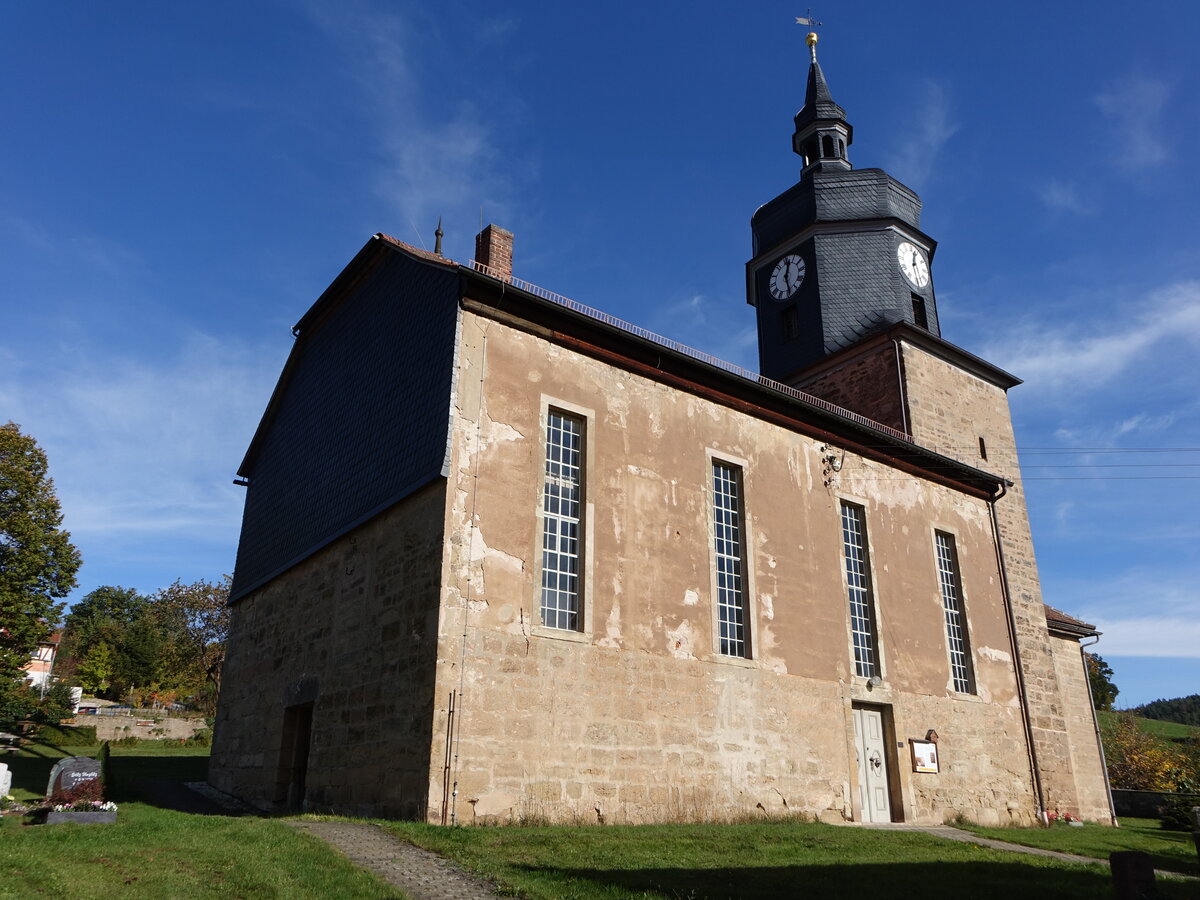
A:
<box><xmin>474</xmin><ymin>224</ymin><xmax>513</xmax><ymax>280</ymax></box>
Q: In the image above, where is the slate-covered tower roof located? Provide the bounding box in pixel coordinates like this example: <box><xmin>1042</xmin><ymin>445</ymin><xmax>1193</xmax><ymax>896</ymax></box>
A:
<box><xmin>792</xmin><ymin>34</ymin><xmax>853</xmax><ymax>173</ymax></box>
<box><xmin>746</xmin><ymin>34</ymin><xmax>943</xmax><ymax>384</ymax></box>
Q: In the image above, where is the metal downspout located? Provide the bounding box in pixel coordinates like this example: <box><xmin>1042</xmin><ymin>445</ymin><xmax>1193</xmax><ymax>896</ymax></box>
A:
<box><xmin>988</xmin><ymin>480</ymin><xmax>1046</xmax><ymax>823</ymax></box>
<box><xmin>1080</xmin><ymin>635</ymin><xmax>1119</xmax><ymax>826</ymax></box>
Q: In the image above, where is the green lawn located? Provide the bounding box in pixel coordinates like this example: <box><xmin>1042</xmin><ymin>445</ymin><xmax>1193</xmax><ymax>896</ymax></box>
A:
<box><xmin>383</xmin><ymin>819</ymin><xmax>1197</xmax><ymax>899</ymax></box>
<box><xmin>960</xmin><ymin>817</ymin><xmax>1199</xmax><ymax>878</ymax></box>
<box><xmin>5</xmin><ymin>740</ymin><xmax>1197</xmax><ymax>900</ymax></box>
<box><xmin>0</xmin><ymin>742</ymin><xmax>407</xmax><ymax>900</ymax></box>
<box><xmin>0</xmin><ymin>803</ymin><xmax>406</xmax><ymax>899</ymax></box>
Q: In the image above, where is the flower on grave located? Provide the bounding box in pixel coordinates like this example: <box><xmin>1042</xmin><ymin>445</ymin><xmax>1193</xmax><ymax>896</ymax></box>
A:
<box><xmin>52</xmin><ymin>800</ymin><xmax>118</xmax><ymax>812</ymax></box>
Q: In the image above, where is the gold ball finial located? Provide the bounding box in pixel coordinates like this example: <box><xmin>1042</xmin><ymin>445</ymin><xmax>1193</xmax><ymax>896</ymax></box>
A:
<box><xmin>806</xmin><ymin>32</ymin><xmax>819</xmax><ymax>47</ymax></box>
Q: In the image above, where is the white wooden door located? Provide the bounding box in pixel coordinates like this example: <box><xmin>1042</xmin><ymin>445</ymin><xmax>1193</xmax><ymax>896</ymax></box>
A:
<box><xmin>853</xmin><ymin>707</ymin><xmax>892</xmax><ymax>823</ymax></box>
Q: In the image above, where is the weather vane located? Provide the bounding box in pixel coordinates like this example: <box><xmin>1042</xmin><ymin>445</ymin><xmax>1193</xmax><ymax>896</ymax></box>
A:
<box><xmin>795</xmin><ymin>8</ymin><xmax>822</xmax><ymax>28</ymax></box>
<box><xmin>795</xmin><ymin>9</ymin><xmax>823</xmax><ymax>63</ymax></box>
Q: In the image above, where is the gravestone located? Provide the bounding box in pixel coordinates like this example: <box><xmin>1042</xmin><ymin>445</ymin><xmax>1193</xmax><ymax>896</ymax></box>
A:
<box><xmin>1192</xmin><ymin>807</ymin><xmax>1199</xmax><ymax>865</ymax></box>
<box><xmin>46</xmin><ymin>756</ymin><xmax>102</xmax><ymax>798</ymax></box>
<box><xmin>0</xmin><ymin>762</ymin><xmax>11</xmax><ymax>797</ymax></box>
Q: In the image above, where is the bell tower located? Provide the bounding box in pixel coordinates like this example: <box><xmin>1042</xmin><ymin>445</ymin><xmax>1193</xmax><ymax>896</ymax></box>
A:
<box><xmin>748</xmin><ymin>33</ymin><xmax>1114</xmax><ymax>824</ymax></box>
<box><xmin>746</xmin><ymin>32</ymin><xmax>940</xmax><ymax>385</ymax></box>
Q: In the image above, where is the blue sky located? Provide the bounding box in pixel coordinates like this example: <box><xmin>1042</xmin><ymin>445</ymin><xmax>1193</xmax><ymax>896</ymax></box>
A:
<box><xmin>1</xmin><ymin>1</ymin><xmax>1196</xmax><ymax>708</ymax></box>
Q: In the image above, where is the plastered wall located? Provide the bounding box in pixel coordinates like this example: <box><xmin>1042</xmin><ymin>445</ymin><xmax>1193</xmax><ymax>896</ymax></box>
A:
<box><xmin>429</xmin><ymin>311</ymin><xmax>1039</xmax><ymax>825</ymax></box>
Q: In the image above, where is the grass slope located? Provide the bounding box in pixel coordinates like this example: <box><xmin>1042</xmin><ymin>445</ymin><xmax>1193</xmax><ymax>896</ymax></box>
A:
<box><xmin>0</xmin><ymin>804</ymin><xmax>406</xmax><ymax>899</ymax></box>
<box><xmin>0</xmin><ymin>742</ymin><xmax>407</xmax><ymax>900</ymax></box>
<box><xmin>1099</xmin><ymin>710</ymin><xmax>1200</xmax><ymax>741</ymax></box>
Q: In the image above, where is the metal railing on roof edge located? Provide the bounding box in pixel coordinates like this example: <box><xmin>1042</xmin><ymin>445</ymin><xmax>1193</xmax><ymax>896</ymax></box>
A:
<box><xmin>468</xmin><ymin>260</ymin><xmax>915</xmax><ymax>445</ymax></box>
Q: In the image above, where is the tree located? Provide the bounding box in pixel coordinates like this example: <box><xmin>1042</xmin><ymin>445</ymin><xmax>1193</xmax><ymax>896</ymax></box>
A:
<box><xmin>1135</xmin><ymin>693</ymin><xmax>1200</xmax><ymax>727</ymax></box>
<box><xmin>58</xmin><ymin>585</ymin><xmax>157</xmax><ymax>700</ymax></box>
<box><xmin>1104</xmin><ymin>713</ymin><xmax>1195</xmax><ymax>791</ymax></box>
<box><xmin>1086</xmin><ymin>652</ymin><xmax>1119</xmax><ymax>711</ymax></box>
<box><xmin>151</xmin><ymin>576</ymin><xmax>231</xmax><ymax>709</ymax></box>
<box><xmin>0</xmin><ymin>422</ymin><xmax>80</xmax><ymax>717</ymax></box>
<box><xmin>74</xmin><ymin>641</ymin><xmax>116</xmax><ymax>694</ymax></box>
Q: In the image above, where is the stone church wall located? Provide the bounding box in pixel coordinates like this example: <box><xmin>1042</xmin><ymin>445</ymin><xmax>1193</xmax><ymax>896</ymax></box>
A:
<box><xmin>428</xmin><ymin>311</ymin><xmax>1038</xmax><ymax>825</ymax></box>
<box><xmin>1048</xmin><ymin>634</ymin><xmax>1114</xmax><ymax>823</ymax></box>
<box><xmin>898</xmin><ymin>341</ymin><xmax>1088</xmax><ymax>819</ymax></box>
<box><xmin>210</xmin><ymin>482</ymin><xmax>447</xmax><ymax>817</ymax></box>
<box><xmin>790</xmin><ymin>341</ymin><xmax>907</xmax><ymax>434</ymax></box>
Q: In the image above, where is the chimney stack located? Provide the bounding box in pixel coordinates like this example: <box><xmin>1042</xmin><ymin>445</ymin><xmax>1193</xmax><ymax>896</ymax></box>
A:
<box><xmin>474</xmin><ymin>224</ymin><xmax>513</xmax><ymax>280</ymax></box>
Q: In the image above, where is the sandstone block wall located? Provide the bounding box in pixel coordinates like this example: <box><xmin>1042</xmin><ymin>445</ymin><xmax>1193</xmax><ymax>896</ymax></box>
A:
<box><xmin>1049</xmin><ymin>636</ymin><xmax>1115</xmax><ymax>823</ymax></box>
<box><xmin>899</xmin><ymin>342</ymin><xmax>1093</xmax><ymax>819</ymax></box>
<box><xmin>430</xmin><ymin>311</ymin><xmax>1039</xmax><ymax>826</ymax></box>
<box><xmin>210</xmin><ymin>482</ymin><xmax>447</xmax><ymax>818</ymax></box>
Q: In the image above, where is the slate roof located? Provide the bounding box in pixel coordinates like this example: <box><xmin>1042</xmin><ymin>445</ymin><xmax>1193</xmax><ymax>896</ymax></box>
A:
<box><xmin>794</xmin><ymin>60</ymin><xmax>848</xmax><ymax>129</ymax></box>
<box><xmin>1044</xmin><ymin>604</ymin><xmax>1099</xmax><ymax>638</ymax></box>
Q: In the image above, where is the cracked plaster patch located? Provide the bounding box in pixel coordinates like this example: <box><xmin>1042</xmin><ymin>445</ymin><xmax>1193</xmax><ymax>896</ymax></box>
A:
<box><xmin>978</xmin><ymin>645</ymin><xmax>1012</xmax><ymax>664</ymax></box>
<box><xmin>482</xmin><ymin>418</ymin><xmax>524</xmax><ymax>447</ymax></box>
<box><xmin>664</xmin><ymin>619</ymin><xmax>697</xmax><ymax>659</ymax></box>
<box><xmin>760</xmin><ymin>594</ymin><xmax>774</xmax><ymax>619</ymax></box>
<box><xmin>597</xmin><ymin>604</ymin><xmax>622</xmax><ymax>648</ymax></box>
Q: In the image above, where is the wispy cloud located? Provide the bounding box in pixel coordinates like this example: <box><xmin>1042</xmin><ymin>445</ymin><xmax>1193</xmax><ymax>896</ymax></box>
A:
<box><xmin>304</xmin><ymin>3</ymin><xmax>525</xmax><ymax>244</ymax></box>
<box><xmin>1093</xmin><ymin>616</ymin><xmax>1200</xmax><ymax>658</ymax></box>
<box><xmin>1094</xmin><ymin>75</ymin><xmax>1171</xmax><ymax>168</ymax></box>
<box><xmin>0</xmin><ymin>331</ymin><xmax>287</xmax><ymax>556</ymax></box>
<box><xmin>649</xmin><ymin>294</ymin><xmax>758</xmax><ymax>370</ymax></box>
<box><xmin>883</xmin><ymin>80</ymin><xmax>958</xmax><ymax>191</ymax></box>
<box><xmin>1037</xmin><ymin>179</ymin><xmax>1096</xmax><ymax>216</ymax></box>
<box><xmin>1070</xmin><ymin>568</ymin><xmax>1200</xmax><ymax>657</ymax></box>
<box><xmin>0</xmin><ymin>213</ymin><xmax>144</xmax><ymax>274</ymax></box>
<box><xmin>982</xmin><ymin>280</ymin><xmax>1200</xmax><ymax>391</ymax></box>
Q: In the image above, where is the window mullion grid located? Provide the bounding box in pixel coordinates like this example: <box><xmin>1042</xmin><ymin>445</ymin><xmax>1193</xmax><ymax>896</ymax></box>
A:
<box><xmin>541</xmin><ymin>413</ymin><xmax>582</xmax><ymax>630</ymax></box>
<box><xmin>712</xmin><ymin>463</ymin><xmax>747</xmax><ymax>658</ymax></box>
<box><xmin>841</xmin><ymin>503</ymin><xmax>878</xmax><ymax>678</ymax></box>
<box><xmin>936</xmin><ymin>532</ymin><xmax>973</xmax><ymax>693</ymax></box>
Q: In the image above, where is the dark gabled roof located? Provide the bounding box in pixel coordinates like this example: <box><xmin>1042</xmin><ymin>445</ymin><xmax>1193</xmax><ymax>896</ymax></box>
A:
<box><xmin>1044</xmin><ymin>604</ymin><xmax>1099</xmax><ymax>639</ymax></box>
<box><xmin>237</xmin><ymin>234</ymin><xmax>457</xmax><ymax>478</ymax></box>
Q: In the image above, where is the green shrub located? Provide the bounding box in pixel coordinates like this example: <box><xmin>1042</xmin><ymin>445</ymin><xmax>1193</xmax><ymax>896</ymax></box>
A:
<box><xmin>98</xmin><ymin>740</ymin><xmax>112</xmax><ymax>786</ymax></box>
<box><xmin>1159</xmin><ymin>796</ymin><xmax>1200</xmax><ymax>831</ymax></box>
<box><xmin>112</xmin><ymin>735</ymin><xmax>142</xmax><ymax>748</ymax></box>
<box><xmin>34</xmin><ymin>724</ymin><xmax>98</xmax><ymax>746</ymax></box>
<box><xmin>187</xmin><ymin>727</ymin><xmax>213</xmax><ymax>747</ymax></box>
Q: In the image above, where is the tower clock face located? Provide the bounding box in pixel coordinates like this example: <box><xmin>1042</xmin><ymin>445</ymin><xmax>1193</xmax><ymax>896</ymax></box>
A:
<box><xmin>769</xmin><ymin>253</ymin><xmax>806</xmax><ymax>301</ymax></box>
<box><xmin>896</xmin><ymin>242</ymin><xmax>930</xmax><ymax>288</ymax></box>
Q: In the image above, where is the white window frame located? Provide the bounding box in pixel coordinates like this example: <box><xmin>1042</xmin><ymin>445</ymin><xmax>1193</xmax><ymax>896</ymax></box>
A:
<box><xmin>839</xmin><ymin>499</ymin><xmax>882</xmax><ymax>679</ymax></box>
<box><xmin>532</xmin><ymin>398</ymin><xmax>594</xmax><ymax>641</ymax></box>
<box><xmin>705</xmin><ymin>449</ymin><xmax>756</xmax><ymax>664</ymax></box>
<box><xmin>934</xmin><ymin>529</ymin><xmax>976</xmax><ymax>694</ymax></box>
<box><xmin>710</xmin><ymin>458</ymin><xmax>751</xmax><ymax>659</ymax></box>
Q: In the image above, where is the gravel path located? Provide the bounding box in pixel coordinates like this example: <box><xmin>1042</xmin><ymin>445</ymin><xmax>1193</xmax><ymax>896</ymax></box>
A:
<box><xmin>286</xmin><ymin>820</ymin><xmax>503</xmax><ymax>900</ymax></box>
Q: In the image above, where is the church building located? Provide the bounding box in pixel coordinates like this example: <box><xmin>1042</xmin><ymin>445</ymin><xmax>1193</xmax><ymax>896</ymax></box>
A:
<box><xmin>210</xmin><ymin>36</ymin><xmax>1114</xmax><ymax>827</ymax></box>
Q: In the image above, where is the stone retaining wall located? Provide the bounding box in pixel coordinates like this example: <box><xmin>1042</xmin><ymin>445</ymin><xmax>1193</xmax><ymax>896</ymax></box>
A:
<box><xmin>66</xmin><ymin>715</ymin><xmax>207</xmax><ymax>741</ymax></box>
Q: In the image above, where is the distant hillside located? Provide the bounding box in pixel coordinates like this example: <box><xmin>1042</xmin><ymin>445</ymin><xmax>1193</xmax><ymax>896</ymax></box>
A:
<box><xmin>1131</xmin><ymin>693</ymin><xmax>1200</xmax><ymax>728</ymax></box>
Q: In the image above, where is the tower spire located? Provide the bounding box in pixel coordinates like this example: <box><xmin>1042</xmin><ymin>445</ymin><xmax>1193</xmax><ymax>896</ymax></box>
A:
<box><xmin>792</xmin><ymin>33</ymin><xmax>852</xmax><ymax>174</ymax></box>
